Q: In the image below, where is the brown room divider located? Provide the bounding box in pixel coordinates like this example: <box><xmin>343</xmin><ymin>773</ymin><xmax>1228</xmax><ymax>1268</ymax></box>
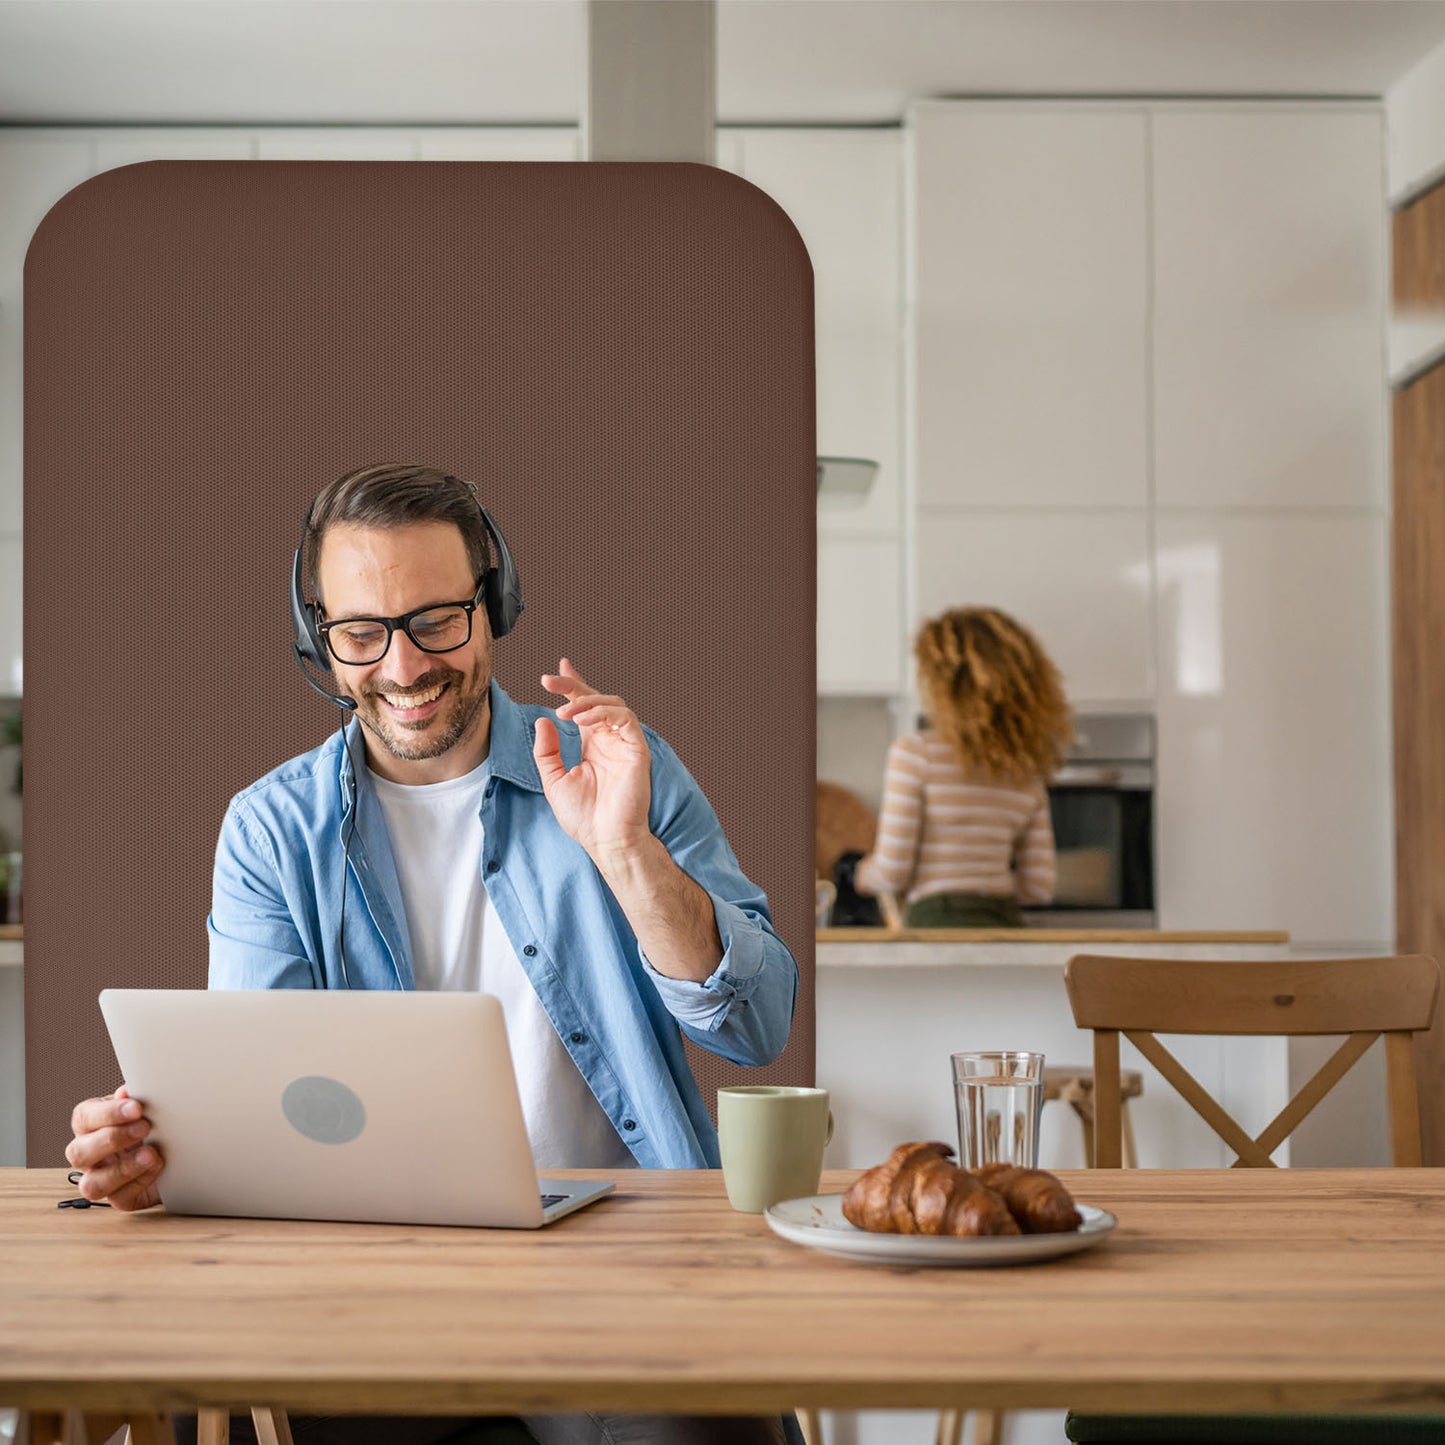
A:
<box><xmin>22</xmin><ymin>160</ymin><xmax>815</xmax><ymax>1164</ymax></box>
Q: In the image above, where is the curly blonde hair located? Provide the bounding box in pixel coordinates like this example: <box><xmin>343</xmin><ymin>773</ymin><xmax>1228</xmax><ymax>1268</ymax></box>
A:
<box><xmin>915</xmin><ymin>607</ymin><xmax>1072</xmax><ymax>782</ymax></box>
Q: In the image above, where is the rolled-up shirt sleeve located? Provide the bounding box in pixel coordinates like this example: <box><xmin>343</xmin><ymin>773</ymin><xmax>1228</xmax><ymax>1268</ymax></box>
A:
<box><xmin>636</xmin><ymin>733</ymin><xmax>798</xmax><ymax>1067</ymax></box>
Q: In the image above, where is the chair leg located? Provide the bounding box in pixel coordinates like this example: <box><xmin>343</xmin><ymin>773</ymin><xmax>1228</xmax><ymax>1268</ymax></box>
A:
<box><xmin>1121</xmin><ymin>1098</ymin><xmax>1139</xmax><ymax>1170</ymax></box>
<box><xmin>934</xmin><ymin>1409</ymin><xmax>964</xmax><ymax>1445</ymax></box>
<box><xmin>249</xmin><ymin>1411</ymin><xmax>293</xmax><ymax>1445</ymax></box>
<box><xmin>795</xmin><ymin>1408</ymin><xmax>823</xmax><ymax>1445</ymax></box>
<box><xmin>971</xmin><ymin>1409</ymin><xmax>1004</xmax><ymax>1445</ymax></box>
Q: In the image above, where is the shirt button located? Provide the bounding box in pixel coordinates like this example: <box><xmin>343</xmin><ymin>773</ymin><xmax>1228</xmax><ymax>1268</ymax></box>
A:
<box><xmin>523</xmin><ymin>944</ymin><xmax>537</xmax><ymax>957</ymax></box>
<box><xmin>570</xmin><ymin>1031</ymin><xmax>586</xmax><ymax>1044</ymax></box>
<box><xmin>622</xmin><ymin>1119</ymin><xmax>636</xmax><ymax>1131</ymax></box>
<box><xmin>485</xmin><ymin>860</ymin><xmax>499</xmax><ymax>875</ymax></box>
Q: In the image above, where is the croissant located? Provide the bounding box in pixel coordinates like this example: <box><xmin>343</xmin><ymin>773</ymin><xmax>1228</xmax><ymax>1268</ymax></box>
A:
<box><xmin>841</xmin><ymin>1141</ymin><xmax>1021</xmax><ymax>1237</ymax></box>
<box><xmin>975</xmin><ymin>1162</ymin><xmax>1083</xmax><ymax>1234</ymax></box>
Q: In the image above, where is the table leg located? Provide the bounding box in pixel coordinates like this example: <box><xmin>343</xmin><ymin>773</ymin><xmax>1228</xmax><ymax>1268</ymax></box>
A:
<box><xmin>196</xmin><ymin>1412</ymin><xmax>229</xmax><ymax>1445</ymax></box>
<box><xmin>972</xmin><ymin>1409</ymin><xmax>1004</xmax><ymax>1445</ymax></box>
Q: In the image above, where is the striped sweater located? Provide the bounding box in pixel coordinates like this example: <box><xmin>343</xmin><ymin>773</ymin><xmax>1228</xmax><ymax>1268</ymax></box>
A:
<box><xmin>855</xmin><ymin>731</ymin><xmax>1057</xmax><ymax>907</ymax></box>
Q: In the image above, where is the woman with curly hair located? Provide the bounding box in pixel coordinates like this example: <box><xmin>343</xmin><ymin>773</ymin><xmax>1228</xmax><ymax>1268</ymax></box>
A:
<box><xmin>854</xmin><ymin>606</ymin><xmax>1072</xmax><ymax>929</ymax></box>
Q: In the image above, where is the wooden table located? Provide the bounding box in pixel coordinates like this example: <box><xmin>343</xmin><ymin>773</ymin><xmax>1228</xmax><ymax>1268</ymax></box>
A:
<box><xmin>3</xmin><ymin>1167</ymin><xmax>1445</xmax><ymax>1417</ymax></box>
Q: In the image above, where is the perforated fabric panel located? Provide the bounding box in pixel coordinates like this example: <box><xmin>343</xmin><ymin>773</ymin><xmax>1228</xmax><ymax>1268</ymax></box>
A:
<box><xmin>22</xmin><ymin>161</ymin><xmax>815</xmax><ymax>1165</ymax></box>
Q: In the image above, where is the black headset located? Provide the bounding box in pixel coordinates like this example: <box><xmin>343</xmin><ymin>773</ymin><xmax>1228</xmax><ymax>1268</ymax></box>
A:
<box><xmin>289</xmin><ymin>482</ymin><xmax>524</xmax><ymax>692</ymax></box>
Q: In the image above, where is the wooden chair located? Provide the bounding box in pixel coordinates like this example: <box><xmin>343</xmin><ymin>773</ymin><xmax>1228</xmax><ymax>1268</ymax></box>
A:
<box><xmin>1064</xmin><ymin>952</ymin><xmax>1439</xmax><ymax>1169</ymax></box>
<box><xmin>1042</xmin><ymin>1065</ymin><xmax>1144</xmax><ymax>1168</ymax></box>
<box><xmin>1059</xmin><ymin>950</ymin><xmax>1442</xmax><ymax>1445</ymax></box>
<box><xmin>17</xmin><ymin>1406</ymin><xmax>292</xmax><ymax>1445</ymax></box>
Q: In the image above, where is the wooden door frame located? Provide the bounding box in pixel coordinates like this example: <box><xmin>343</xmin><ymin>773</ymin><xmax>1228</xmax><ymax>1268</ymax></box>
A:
<box><xmin>1391</xmin><ymin>178</ymin><xmax>1445</xmax><ymax>1165</ymax></box>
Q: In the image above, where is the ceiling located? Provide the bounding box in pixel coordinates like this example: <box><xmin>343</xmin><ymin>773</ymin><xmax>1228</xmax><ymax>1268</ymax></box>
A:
<box><xmin>2</xmin><ymin>0</ymin><xmax>1445</xmax><ymax>127</ymax></box>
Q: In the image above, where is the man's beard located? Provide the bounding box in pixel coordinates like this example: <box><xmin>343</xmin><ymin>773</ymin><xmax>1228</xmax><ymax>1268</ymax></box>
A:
<box><xmin>354</xmin><ymin>665</ymin><xmax>489</xmax><ymax>763</ymax></box>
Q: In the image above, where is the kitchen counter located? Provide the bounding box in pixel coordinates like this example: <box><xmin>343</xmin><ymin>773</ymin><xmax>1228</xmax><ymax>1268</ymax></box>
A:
<box><xmin>818</xmin><ymin>927</ymin><xmax>1288</xmax><ymax>943</ymax></box>
<box><xmin>816</xmin><ymin>927</ymin><xmax>1290</xmax><ymax>966</ymax></box>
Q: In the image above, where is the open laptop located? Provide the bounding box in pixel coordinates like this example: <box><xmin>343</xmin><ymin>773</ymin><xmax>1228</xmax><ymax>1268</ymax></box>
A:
<box><xmin>98</xmin><ymin>989</ymin><xmax>616</xmax><ymax>1228</ymax></box>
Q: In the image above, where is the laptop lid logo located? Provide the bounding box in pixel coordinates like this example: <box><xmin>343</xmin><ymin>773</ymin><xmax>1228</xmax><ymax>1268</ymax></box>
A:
<box><xmin>281</xmin><ymin>1075</ymin><xmax>367</xmax><ymax>1145</ymax></box>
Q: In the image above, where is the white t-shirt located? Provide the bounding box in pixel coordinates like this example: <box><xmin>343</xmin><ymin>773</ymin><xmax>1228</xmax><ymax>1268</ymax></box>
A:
<box><xmin>370</xmin><ymin>759</ymin><xmax>635</xmax><ymax>1170</ymax></box>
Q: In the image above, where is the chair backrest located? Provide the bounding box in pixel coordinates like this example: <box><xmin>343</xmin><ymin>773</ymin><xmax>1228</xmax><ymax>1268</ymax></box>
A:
<box><xmin>1063</xmin><ymin>953</ymin><xmax>1441</xmax><ymax>1168</ymax></box>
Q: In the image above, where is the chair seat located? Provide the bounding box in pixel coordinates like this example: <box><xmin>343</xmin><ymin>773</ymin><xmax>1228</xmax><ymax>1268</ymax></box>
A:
<box><xmin>1043</xmin><ymin>1066</ymin><xmax>1144</xmax><ymax>1101</ymax></box>
<box><xmin>1065</xmin><ymin>1412</ymin><xmax>1445</xmax><ymax>1444</ymax></box>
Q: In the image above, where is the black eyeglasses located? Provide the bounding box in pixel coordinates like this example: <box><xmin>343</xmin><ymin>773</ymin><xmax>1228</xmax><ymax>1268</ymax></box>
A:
<box><xmin>318</xmin><ymin>580</ymin><xmax>486</xmax><ymax>666</ymax></box>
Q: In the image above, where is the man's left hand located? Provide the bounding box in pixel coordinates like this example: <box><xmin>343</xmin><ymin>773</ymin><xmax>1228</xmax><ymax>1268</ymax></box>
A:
<box><xmin>535</xmin><ymin>658</ymin><xmax>653</xmax><ymax>864</ymax></box>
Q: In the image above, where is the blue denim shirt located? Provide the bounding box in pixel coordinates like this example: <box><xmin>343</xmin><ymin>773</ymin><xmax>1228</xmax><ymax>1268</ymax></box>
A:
<box><xmin>207</xmin><ymin>682</ymin><xmax>799</xmax><ymax>1168</ymax></box>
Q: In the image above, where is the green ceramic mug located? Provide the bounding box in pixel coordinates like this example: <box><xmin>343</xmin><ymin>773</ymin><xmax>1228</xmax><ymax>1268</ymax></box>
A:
<box><xmin>716</xmin><ymin>1085</ymin><xmax>835</xmax><ymax>1213</ymax></box>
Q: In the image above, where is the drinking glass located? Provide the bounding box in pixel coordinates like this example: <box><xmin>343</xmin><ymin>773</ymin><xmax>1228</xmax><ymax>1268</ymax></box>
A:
<box><xmin>951</xmin><ymin>1050</ymin><xmax>1045</xmax><ymax>1171</ymax></box>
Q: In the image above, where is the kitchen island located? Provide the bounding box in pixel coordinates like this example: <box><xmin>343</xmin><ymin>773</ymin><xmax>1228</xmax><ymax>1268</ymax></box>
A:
<box><xmin>815</xmin><ymin>927</ymin><xmax>1295</xmax><ymax>1173</ymax></box>
<box><xmin>818</xmin><ymin>925</ymin><xmax>1289</xmax><ymax>963</ymax></box>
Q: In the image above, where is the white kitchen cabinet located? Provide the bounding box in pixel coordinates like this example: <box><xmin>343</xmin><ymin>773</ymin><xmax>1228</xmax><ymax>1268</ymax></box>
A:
<box><xmin>727</xmin><ymin>131</ymin><xmax>906</xmax><ymax>696</ymax></box>
<box><xmin>1152</xmin><ymin>106</ymin><xmax>1387</xmax><ymax>510</ymax></box>
<box><xmin>0</xmin><ymin>134</ymin><xmax>94</xmax><ymax>535</ymax></box>
<box><xmin>94</xmin><ymin>131</ymin><xmax>254</xmax><ymax>170</ymax></box>
<box><xmin>914</xmin><ymin>509</ymin><xmax>1153</xmax><ymax>703</ymax></box>
<box><xmin>415</xmin><ymin>130</ymin><xmax>579</xmax><ymax>161</ymax></box>
<box><xmin>818</xmin><ymin>537</ymin><xmax>902</xmax><ymax>696</ymax></box>
<box><xmin>731</xmin><ymin>130</ymin><xmax>903</xmax><ymax>541</ymax></box>
<box><xmin>1154</xmin><ymin>509</ymin><xmax>1392</xmax><ymax>945</ymax></box>
<box><xmin>713</xmin><ymin>132</ymin><xmax>744</xmax><ymax>176</ymax></box>
<box><xmin>909</xmin><ymin>103</ymin><xmax>1149</xmax><ymax>510</ymax></box>
<box><xmin>255</xmin><ymin>131</ymin><xmax>419</xmax><ymax>160</ymax></box>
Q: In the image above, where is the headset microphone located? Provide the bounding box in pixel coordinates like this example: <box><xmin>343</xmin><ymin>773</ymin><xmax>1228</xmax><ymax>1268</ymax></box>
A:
<box><xmin>292</xmin><ymin>647</ymin><xmax>358</xmax><ymax>712</ymax></box>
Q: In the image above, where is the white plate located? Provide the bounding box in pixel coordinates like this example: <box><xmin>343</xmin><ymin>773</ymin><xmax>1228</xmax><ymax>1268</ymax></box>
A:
<box><xmin>764</xmin><ymin>1193</ymin><xmax>1117</xmax><ymax>1267</ymax></box>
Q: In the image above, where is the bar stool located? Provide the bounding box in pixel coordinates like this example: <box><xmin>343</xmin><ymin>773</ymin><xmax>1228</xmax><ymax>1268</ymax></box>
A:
<box><xmin>1043</xmin><ymin>1065</ymin><xmax>1144</xmax><ymax>1168</ymax></box>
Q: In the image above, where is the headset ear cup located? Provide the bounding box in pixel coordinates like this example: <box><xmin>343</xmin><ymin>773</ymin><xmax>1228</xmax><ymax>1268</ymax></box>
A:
<box><xmin>483</xmin><ymin>571</ymin><xmax>507</xmax><ymax>638</ymax></box>
<box><xmin>478</xmin><ymin>504</ymin><xmax>523</xmax><ymax>638</ymax></box>
<box><xmin>290</xmin><ymin>545</ymin><xmax>331</xmax><ymax>670</ymax></box>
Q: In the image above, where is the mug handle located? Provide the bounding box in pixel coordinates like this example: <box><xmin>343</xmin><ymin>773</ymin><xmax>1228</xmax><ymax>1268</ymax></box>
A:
<box><xmin>825</xmin><ymin>1109</ymin><xmax>835</xmax><ymax>1147</ymax></box>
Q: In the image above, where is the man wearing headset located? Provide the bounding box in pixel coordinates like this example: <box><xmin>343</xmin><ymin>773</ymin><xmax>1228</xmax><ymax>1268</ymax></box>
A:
<box><xmin>65</xmin><ymin>464</ymin><xmax>800</xmax><ymax>1445</ymax></box>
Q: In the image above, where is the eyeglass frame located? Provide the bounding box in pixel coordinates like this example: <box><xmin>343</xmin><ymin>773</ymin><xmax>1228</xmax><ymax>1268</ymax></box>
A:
<box><xmin>316</xmin><ymin>578</ymin><xmax>488</xmax><ymax>665</ymax></box>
